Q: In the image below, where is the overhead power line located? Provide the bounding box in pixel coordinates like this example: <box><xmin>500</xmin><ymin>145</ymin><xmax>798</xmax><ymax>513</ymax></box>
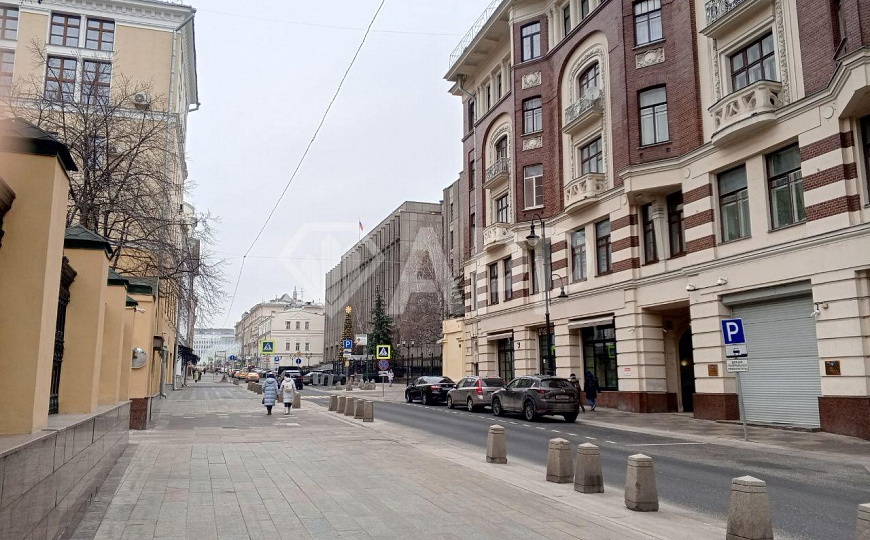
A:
<box><xmin>221</xmin><ymin>0</ymin><xmax>388</xmax><ymax>327</ymax></box>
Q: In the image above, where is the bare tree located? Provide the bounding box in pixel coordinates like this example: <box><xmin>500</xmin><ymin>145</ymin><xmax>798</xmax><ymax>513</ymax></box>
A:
<box><xmin>7</xmin><ymin>42</ymin><xmax>226</xmax><ymax>323</ymax></box>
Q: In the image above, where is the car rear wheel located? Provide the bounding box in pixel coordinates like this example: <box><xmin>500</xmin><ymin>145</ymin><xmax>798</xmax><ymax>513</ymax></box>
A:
<box><xmin>422</xmin><ymin>393</ymin><xmax>430</xmax><ymax>406</ymax></box>
<box><xmin>447</xmin><ymin>396</ymin><xmax>454</xmax><ymax>409</ymax></box>
<box><xmin>467</xmin><ymin>397</ymin><xmax>475</xmax><ymax>412</ymax></box>
<box><xmin>405</xmin><ymin>392</ymin><xmax>413</xmax><ymax>403</ymax></box>
<box><xmin>523</xmin><ymin>401</ymin><xmax>538</xmax><ymax>422</ymax></box>
<box><xmin>563</xmin><ymin>413</ymin><xmax>578</xmax><ymax>423</ymax></box>
<box><xmin>492</xmin><ymin>398</ymin><xmax>504</xmax><ymax>416</ymax></box>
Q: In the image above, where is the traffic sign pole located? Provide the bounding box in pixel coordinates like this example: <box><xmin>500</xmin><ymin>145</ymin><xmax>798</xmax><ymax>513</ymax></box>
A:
<box><xmin>736</xmin><ymin>372</ymin><xmax>748</xmax><ymax>442</ymax></box>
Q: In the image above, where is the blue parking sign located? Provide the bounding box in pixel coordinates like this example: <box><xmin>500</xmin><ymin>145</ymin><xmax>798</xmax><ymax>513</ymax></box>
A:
<box><xmin>721</xmin><ymin>318</ymin><xmax>746</xmax><ymax>345</ymax></box>
<box><xmin>342</xmin><ymin>339</ymin><xmax>353</xmax><ymax>349</ymax></box>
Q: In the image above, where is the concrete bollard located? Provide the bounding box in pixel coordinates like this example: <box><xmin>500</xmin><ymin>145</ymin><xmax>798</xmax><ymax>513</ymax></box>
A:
<box><xmin>255</xmin><ymin>384</ymin><xmax>263</xmax><ymax>395</ymax></box>
<box><xmin>354</xmin><ymin>398</ymin><xmax>365</xmax><ymax>419</ymax></box>
<box><xmin>344</xmin><ymin>396</ymin><xmax>355</xmax><ymax>416</ymax></box>
<box><xmin>328</xmin><ymin>395</ymin><xmax>338</xmax><ymax>411</ymax></box>
<box><xmin>726</xmin><ymin>476</ymin><xmax>773</xmax><ymax>540</ymax></box>
<box><xmin>574</xmin><ymin>443</ymin><xmax>604</xmax><ymax>494</ymax></box>
<box><xmin>292</xmin><ymin>393</ymin><xmax>301</xmax><ymax>409</ymax></box>
<box><xmin>337</xmin><ymin>395</ymin><xmax>347</xmax><ymax>413</ymax></box>
<box><xmin>345</xmin><ymin>381</ymin><xmax>353</xmax><ymax>392</ymax></box>
<box><xmin>546</xmin><ymin>438</ymin><xmax>573</xmax><ymax>484</ymax></box>
<box><xmin>327</xmin><ymin>374</ymin><xmax>334</xmax><ymax>387</ymax></box>
<box><xmin>625</xmin><ymin>454</ymin><xmax>658</xmax><ymax>512</ymax></box>
<box><xmin>363</xmin><ymin>401</ymin><xmax>374</xmax><ymax>422</ymax></box>
<box><xmin>247</xmin><ymin>382</ymin><xmax>252</xmax><ymax>391</ymax></box>
<box><xmin>486</xmin><ymin>425</ymin><xmax>507</xmax><ymax>464</ymax></box>
<box><xmin>857</xmin><ymin>503</ymin><xmax>870</xmax><ymax>540</ymax></box>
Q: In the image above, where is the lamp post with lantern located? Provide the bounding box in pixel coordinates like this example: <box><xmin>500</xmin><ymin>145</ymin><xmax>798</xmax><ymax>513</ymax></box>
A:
<box><xmin>525</xmin><ymin>215</ymin><xmax>568</xmax><ymax>376</ymax></box>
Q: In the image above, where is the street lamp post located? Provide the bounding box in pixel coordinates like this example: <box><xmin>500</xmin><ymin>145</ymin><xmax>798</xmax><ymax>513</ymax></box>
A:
<box><xmin>401</xmin><ymin>339</ymin><xmax>414</xmax><ymax>383</ymax></box>
<box><xmin>526</xmin><ymin>216</ymin><xmax>568</xmax><ymax>376</ymax></box>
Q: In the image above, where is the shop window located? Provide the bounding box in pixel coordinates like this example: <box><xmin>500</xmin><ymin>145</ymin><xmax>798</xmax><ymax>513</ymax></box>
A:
<box><xmin>582</xmin><ymin>324</ymin><xmax>617</xmax><ymax>391</ymax></box>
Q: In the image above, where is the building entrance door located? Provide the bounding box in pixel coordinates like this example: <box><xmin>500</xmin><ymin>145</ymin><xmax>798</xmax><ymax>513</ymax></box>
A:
<box><xmin>497</xmin><ymin>338</ymin><xmax>514</xmax><ymax>382</ymax></box>
<box><xmin>678</xmin><ymin>330</ymin><xmax>695</xmax><ymax>412</ymax></box>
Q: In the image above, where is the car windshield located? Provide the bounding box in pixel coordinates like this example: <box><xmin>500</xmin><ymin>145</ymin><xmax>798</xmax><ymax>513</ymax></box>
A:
<box><xmin>482</xmin><ymin>378</ymin><xmax>504</xmax><ymax>386</ymax></box>
<box><xmin>422</xmin><ymin>377</ymin><xmax>453</xmax><ymax>384</ymax></box>
<box><xmin>542</xmin><ymin>378</ymin><xmax>572</xmax><ymax>388</ymax></box>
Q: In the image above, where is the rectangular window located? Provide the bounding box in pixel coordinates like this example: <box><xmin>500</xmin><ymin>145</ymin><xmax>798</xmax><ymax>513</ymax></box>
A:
<box><xmin>0</xmin><ymin>7</ymin><xmax>18</xmax><ymax>40</ymax></box>
<box><xmin>639</xmin><ymin>86</ymin><xmax>669</xmax><ymax>146</ymax></box>
<box><xmin>485</xmin><ymin>84</ymin><xmax>491</xmax><ymax>110</ymax></box>
<box><xmin>503</xmin><ymin>257</ymin><xmax>513</xmax><ymax>300</ymax></box>
<box><xmin>634</xmin><ymin>0</ymin><xmax>662</xmax><ymax>46</ymax></box>
<box><xmin>595</xmin><ymin>218</ymin><xmax>612</xmax><ymax>275</ymax></box>
<box><xmin>731</xmin><ymin>33</ymin><xmax>776</xmax><ymax>91</ymax></box>
<box><xmin>470</xmin><ymin>212</ymin><xmax>477</xmax><ymax>252</ymax></box>
<box><xmin>719</xmin><ymin>165</ymin><xmax>751</xmax><ymax>242</ymax></box>
<box><xmin>468</xmin><ymin>99</ymin><xmax>476</xmax><ymax>128</ymax></box>
<box><xmin>571</xmin><ymin>228</ymin><xmax>587</xmax><ymax>282</ymax></box>
<box><xmin>529</xmin><ymin>248</ymin><xmax>538</xmax><ymax>294</ymax></box>
<box><xmin>305</xmin><ymin>342</ymin><xmax>310</xmax><ymax>351</ymax></box>
<box><xmin>295</xmin><ymin>342</ymin><xmax>300</xmax><ymax>352</ymax></box>
<box><xmin>495</xmin><ymin>193</ymin><xmax>509</xmax><ymax>223</ymax></box>
<box><xmin>44</xmin><ymin>56</ymin><xmax>77</xmax><ymax>102</ymax></box>
<box><xmin>496</xmin><ymin>73</ymin><xmax>503</xmax><ymax>99</ymax></box>
<box><xmin>295</xmin><ymin>321</ymin><xmax>300</xmax><ymax>330</ymax></box>
<box><xmin>563</xmin><ymin>4</ymin><xmax>571</xmax><ymax>35</ymax></box>
<box><xmin>470</xmin><ymin>272</ymin><xmax>478</xmax><ymax>310</ymax></box>
<box><xmin>85</xmin><ymin>18</ymin><xmax>114</xmax><ymax>51</ymax></box>
<box><xmin>835</xmin><ymin>0</ymin><xmax>846</xmax><ymax>44</ymax></box>
<box><xmin>82</xmin><ymin>60</ymin><xmax>111</xmax><ymax>105</ymax></box>
<box><xmin>767</xmin><ymin>144</ymin><xmax>805</xmax><ymax>229</ymax></box>
<box><xmin>0</xmin><ymin>50</ymin><xmax>13</xmax><ymax>96</ymax></box>
<box><xmin>642</xmin><ymin>204</ymin><xmax>657</xmax><ymax>264</ymax></box>
<box><xmin>521</xmin><ymin>22</ymin><xmax>541</xmax><ymax>62</ymax></box>
<box><xmin>305</xmin><ymin>321</ymin><xmax>310</xmax><ymax>330</ymax></box>
<box><xmin>580</xmin><ymin>137</ymin><xmax>603</xmax><ymax>175</ymax></box>
<box><xmin>468</xmin><ymin>151</ymin><xmax>476</xmax><ymax>190</ymax></box>
<box><xmin>523</xmin><ymin>97</ymin><xmax>542</xmax><ymax>134</ymax></box>
<box><xmin>285</xmin><ymin>322</ymin><xmax>292</xmax><ymax>330</ymax></box>
<box><xmin>582</xmin><ymin>324</ymin><xmax>617</xmax><ymax>391</ymax></box>
<box><xmin>50</xmin><ymin>14</ymin><xmax>81</xmax><ymax>47</ymax></box>
<box><xmin>489</xmin><ymin>263</ymin><xmax>499</xmax><ymax>305</ymax></box>
<box><xmin>524</xmin><ymin>164</ymin><xmax>544</xmax><ymax>208</ymax></box>
<box><xmin>449</xmin><ymin>229</ymin><xmax>454</xmax><ymax>249</ymax></box>
<box><xmin>581</xmin><ymin>0</ymin><xmax>591</xmax><ymax>18</ymax></box>
<box><xmin>862</xmin><ymin>116</ymin><xmax>870</xmax><ymax>196</ymax></box>
<box><xmin>667</xmin><ymin>191</ymin><xmax>685</xmax><ymax>257</ymax></box>
<box><xmin>285</xmin><ymin>343</ymin><xmax>291</xmax><ymax>351</ymax></box>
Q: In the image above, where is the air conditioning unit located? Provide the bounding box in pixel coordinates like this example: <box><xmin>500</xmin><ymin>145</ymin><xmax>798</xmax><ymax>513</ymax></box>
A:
<box><xmin>133</xmin><ymin>92</ymin><xmax>152</xmax><ymax>109</ymax></box>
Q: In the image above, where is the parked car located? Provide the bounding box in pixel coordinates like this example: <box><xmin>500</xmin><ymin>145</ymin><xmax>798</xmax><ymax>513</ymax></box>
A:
<box><xmin>491</xmin><ymin>376</ymin><xmax>580</xmax><ymax>423</ymax></box>
<box><xmin>405</xmin><ymin>376</ymin><xmax>456</xmax><ymax>405</ymax></box>
<box><xmin>301</xmin><ymin>370</ymin><xmax>324</xmax><ymax>385</ymax></box>
<box><xmin>447</xmin><ymin>376</ymin><xmax>505</xmax><ymax>412</ymax></box>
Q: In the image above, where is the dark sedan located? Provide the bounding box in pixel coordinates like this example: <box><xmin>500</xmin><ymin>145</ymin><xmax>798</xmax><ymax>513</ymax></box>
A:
<box><xmin>491</xmin><ymin>376</ymin><xmax>580</xmax><ymax>422</ymax></box>
<box><xmin>405</xmin><ymin>376</ymin><xmax>456</xmax><ymax>405</ymax></box>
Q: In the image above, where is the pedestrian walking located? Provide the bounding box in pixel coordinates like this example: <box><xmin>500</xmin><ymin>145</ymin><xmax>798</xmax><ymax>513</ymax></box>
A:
<box><xmin>569</xmin><ymin>373</ymin><xmax>586</xmax><ymax>413</ymax></box>
<box><xmin>388</xmin><ymin>369</ymin><xmax>394</xmax><ymax>387</ymax></box>
<box><xmin>584</xmin><ymin>370</ymin><xmax>599</xmax><ymax>411</ymax></box>
<box><xmin>279</xmin><ymin>373</ymin><xmax>296</xmax><ymax>415</ymax></box>
<box><xmin>262</xmin><ymin>372</ymin><xmax>279</xmax><ymax>415</ymax></box>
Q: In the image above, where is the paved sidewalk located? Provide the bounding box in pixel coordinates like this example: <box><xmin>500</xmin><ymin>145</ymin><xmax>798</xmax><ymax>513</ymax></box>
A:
<box><xmin>70</xmin><ymin>382</ymin><xmax>724</xmax><ymax>540</ymax></box>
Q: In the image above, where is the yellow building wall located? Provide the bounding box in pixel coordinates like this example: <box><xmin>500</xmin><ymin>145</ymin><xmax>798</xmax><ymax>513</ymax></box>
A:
<box><xmin>10</xmin><ymin>11</ymin><xmax>48</xmax><ymax>89</ymax></box>
<box><xmin>99</xmin><ymin>284</ymin><xmax>127</xmax><ymax>405</ymax></box>
<box><xmin>113</xmin><ymin>24</ymin><xmax>173</xmax><ymax>106</ymax></box>
<box><xmin>118</xmin><ymin>307</ymin><xmax>135</xmax><ymax>401</ymax></box>
<box><xmin>0</xmin><ymin>152</ymin><xmax>70</xmax><ymax>434</ymax></box>
<box><xmin>127</xmin><ymin>293</ymin><xmax>156</xmax><ymax>399</ymax></box>
<box><xmin>442</xmin><ymin>319</ymin><xmax>466</xmax><ymax>382</ymax></box>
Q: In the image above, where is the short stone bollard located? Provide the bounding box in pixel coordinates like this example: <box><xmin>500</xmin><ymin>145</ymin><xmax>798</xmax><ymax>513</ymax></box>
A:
<box><xmin>327</xmin><ymin>374</ymin><xmax>334</xmax><ymax>387</ymax></box>
<box><xmin>726</xmin><ymin>476</ymin><xmax>773</xmax><ymax>540</ymax></box>
<box><xmin>292</xmin><ymin>393</ymin><xmax>301</xmax><ymax>409</ymax></box>
<box><xmin>363</xmin><ymin>401</ymin><xmax>374</xmax><ymax>422</ymax></box>
<box><xmin>255</xmin><ymin>384</ymin><xmax>263</xmax><ymax>395</ymax></box>
<box><xmin>344</xmin><ymin>396</ymin><xmax>355</xmax><ymax>416</ymax></box>
<box><xmin>625</xmin><ymin>454</ymin><xmax>658</xmax><ymax>512</ymax></box>
<box><xmin>247</xmin><ymin>382</ymin><xmax>252</xmax><ymax>391</ymax></box>
<box><xmin>486</xmin><ymin>425</ymin><xmax>507</xmax><ymax>464</ymax></box>
<box><xmin>337</xmin><ymin>395</ymin><xmax>347</xmax><ymax>413</ymax></box>
<box><xmin>857</xmin><ymin>503</ymin><xmax>870</xmax><ymax>540</ymax></box>
<box><xmin>574</xmin><ymin>443</ymin><xmax>604</xmax><ymax>493</ymax></box>
<box><xmin>355</xmin><ymin>398</ymin><xmax>365</xmax><ymax>418</ymax></box>
<box><xmin>345</xmin><ymin>382</ymin><xmax>353</xmax><ymax>392</ymax></box>
<box><xmin>233</xmin><ymin>378</ymin><xmax>239</xmax><ymax>385</ymax></box>
<box><xmin>328</xmin><ymin>395</ymin><xmax>338</xmax><ymax>411</ymax></box>
<box><xmin>546</xmin><ymin>438</ymin><xmax>574</xmax><ymax>484</ymax></box>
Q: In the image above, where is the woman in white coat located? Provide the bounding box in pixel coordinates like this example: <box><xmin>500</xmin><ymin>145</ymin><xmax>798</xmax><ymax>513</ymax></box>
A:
<box><xmin>280</xmin><ymin>373</ymin><xmax>297</xmax><ymax>415</ymax></box>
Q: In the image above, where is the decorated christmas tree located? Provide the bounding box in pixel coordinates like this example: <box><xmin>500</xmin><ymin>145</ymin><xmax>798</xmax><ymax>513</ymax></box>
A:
<box><xmin>338</xmin><ymin>306</ymin><xmax>354</xmax><ymax>370</ymax></box>
<box><xmin>367</xmin><ymin>286</ymin><xmax>394</xmax><ymax>356</ymax></box>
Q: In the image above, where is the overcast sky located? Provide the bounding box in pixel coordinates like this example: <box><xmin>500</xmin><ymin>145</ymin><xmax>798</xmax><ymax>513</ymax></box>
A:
<box><xmin>186</xmin><ymin>0</ymin><xmax>491</xmax><ymax>327</ymax></box>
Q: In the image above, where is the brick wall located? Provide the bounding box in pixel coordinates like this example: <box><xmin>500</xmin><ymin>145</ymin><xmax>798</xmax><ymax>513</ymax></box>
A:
<box><xmin>795</xmin><ymin>0</ymin><xmax>840</xmax><ymax>95</ymax></box>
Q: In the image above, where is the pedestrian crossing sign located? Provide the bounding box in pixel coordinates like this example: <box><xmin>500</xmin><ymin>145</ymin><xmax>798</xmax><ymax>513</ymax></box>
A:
<box><xmin>261</xmin><ymin>340</ymin><xmax>275</xmax><ymax>354</ymax></box>
<box><xmin>376</xmin><ymin>345</ymin><xmax>391</xmax><ymax>360</ymax></box>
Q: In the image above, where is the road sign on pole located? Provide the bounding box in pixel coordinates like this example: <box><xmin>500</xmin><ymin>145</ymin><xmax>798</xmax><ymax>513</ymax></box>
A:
<box><xmin>376</xmin><ymin>345</ymin><xmax>391</xmax><ymax>360</ymax></box>
<box><xmin>721</xmin><ymin>319</ymin><xmax>745</xmax><ymax>345</ymax></box>
<box><xmin>274</xmin><ymin>356</ymin><xmax>280</xmax><ymax>364</ymax></box>
<box><xmin>296</xmin><ymin>358</ymin><xmax>302</xmax><ymax>365</ymax></box>
<box><xmin>721</xmin><ymin>318</ymin><xmax>749</xmax><ymax>442</ymax></box>
<box><xmin>260</xmin><ymin>340</ymin><xmax>275</xmax><ymax>354</ymax></box>
<box><xmin>342</xmin><ymin>339</ymin><xmax>353</xmax><ymax>350</ymax></box>
<box><xmin>378</xmin><ymin>359</ymin><xmax>389</xmax><ymax>371</ymax></box>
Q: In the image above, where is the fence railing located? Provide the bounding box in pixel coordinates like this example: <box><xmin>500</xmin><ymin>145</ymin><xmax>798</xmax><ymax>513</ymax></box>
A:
<box><xmin>449</xmin><ymin>0</ymin><xmax>506</xmax><ymax>69</ymax></box>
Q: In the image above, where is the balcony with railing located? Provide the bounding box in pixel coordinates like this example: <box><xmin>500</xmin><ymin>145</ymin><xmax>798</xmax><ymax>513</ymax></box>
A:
<box><xmin>702</xmin><ymin>0</ymin><xmax>772</xmax><ymax>38</ymax></box>
<box><xmin>483</xmin><ymin>222</ymin><xmax>512</xmax><ymax>251</ymax></box>
<box><xmin>709</xmin><ymin>80</ymin><xmax>783</xmax><ymax>146</ymax></box>
<box><xmin>564</xmin><ymin>173</ymin><xmax>606</xmax><ymax>213</ymax></box>
<box><xmin>563</xmin><ymin>89</ymin><xmax>605</xmax><ymax>135</ymax></box>
<box><xmin>484</xmin><ymin>157</ymin><xmax>511</xmax><ymax>189</ymax></box>
<box><xmin>447</xmin><ymin>0</ymin><xmax>510</xmax><ymax>75</ymax></box>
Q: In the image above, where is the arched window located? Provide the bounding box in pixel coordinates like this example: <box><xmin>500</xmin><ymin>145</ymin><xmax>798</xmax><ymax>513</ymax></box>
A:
<box><xmin>495</xmin><ymin>136</ymin><xmax>509</xmax><ymax>161</ymax></box>
<box><xmin>578</xmin><ymin>63</ymin><xmax>600</xmax><ymax>98</ymax></box>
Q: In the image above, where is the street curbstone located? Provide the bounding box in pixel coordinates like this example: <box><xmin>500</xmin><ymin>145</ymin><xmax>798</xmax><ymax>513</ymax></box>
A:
<box><xmin>486</xmin><ymin>425</ymin><xmax>507</xmax><ymax>464</ymax></box>
<box><xmin>857</xmin><ymin>503</ymin><xmax>870</xmax><ymax>540</ymax></box>
<box><xmin>726</xmin><ymin>476</ymin><xmax>773</xmax><ymax>540</ymax></box>
<box><xmin>545</xmin><ymin>438</ymin><xmax>573</xmax><ymax>484</ymax></box>
<box><xmin>574</xmin><ymin>443</ymin><xmax>604</xmax><ymax>494</ymax></box>
<box><xmin>625</xmin><ymin>454</ymin><xmax>658</xmax><ymax>512</ymax></box>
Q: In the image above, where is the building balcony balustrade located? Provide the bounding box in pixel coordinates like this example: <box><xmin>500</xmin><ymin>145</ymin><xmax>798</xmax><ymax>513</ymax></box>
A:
<box><xmin>710</xmin><ymin>80</ymin><xmax>782</xmax><ymax>146</ymax></box>
<box><xmin>484</xmin><ymin>157</ymin><xmax>511</xmax><ymax>189</ymax></box>
<box><xmin>563</xmin><ymin>89</ymin><xmax>605</xmax><ymax>136</ymax></box>
<box><xmin>702</xmin><ymin>0</ymin><xmax>772</xmax><ymax>38</ymax></box>
<box><xmin>483</xmin><ymin>222</ymin><xmax>512</xmax><ymax>251</ymax></box>
<box><xmin>564</xmin><ymin>173</ymin><xmax>606</xmax><ymax>213</ymax></box>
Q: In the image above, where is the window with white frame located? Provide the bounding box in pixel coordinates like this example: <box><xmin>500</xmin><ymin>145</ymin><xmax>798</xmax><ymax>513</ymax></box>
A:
<box><xmin>766</xmin><ymin>144</ymin><xmax>805</xmax><ymax>229</ymax></box>
<box><xmin>524</xmin><ymin>165</ymin><xmax>544</xmax><ymax>208</ymax></box>
<box><xmin>523</xmin><ymin>97</ymin><xmax>542</xmax><ymax>134</ymax></box>
<box><xmin>570</xmin><ymin>228</ymin><xmax>587</xmax><ymax>282</ymax></box>
<box><xmin>521</xmin><ymin>22</ymin><xmax>541</xmax><ymax>61</ymax></box>
<box><xmin>579</xmin><ymin>63</ymin><xmax>600</xmax><ymax>98</ymax></box>
<box><xmin>730</xmin><ymin>33</ymin><xmax>776</xmax><ymax>92</ymax></box>
<box><xmin>495</xmin><ymin>193</ymin><xmax>509</xmax><ymax>223</ymax></box>
<box><xmin>634</xmin><ymin>0</ymin><xmax>662</xmax><ymax>46</ymax></box>
<box><xmin>0</xmin><ymin>50</ymin><xmax>13</xmax><ymax>96</ymax></box>
<box><xmin>718</xmin><ymin>165</ymin><xmax>751</xmax><ymax>242</ymax></box>
<box><xmin>0</xmin><ymin>7</ymin><xmax>18</xmax><ymax>40</ymax></box>
<box><xmin>580</xmin><ymin>137</ymin><xmax>603</xmax><ymax>175</ymax></box>
<box><xmin>639</xmin><ymin>86</ymin><xmax>669</xmax><ymax>145</ymax></box>
<box><xmin>563</xmin><ymin>4</ymin><xmax>571</xmax><ymax>35</ymax></box>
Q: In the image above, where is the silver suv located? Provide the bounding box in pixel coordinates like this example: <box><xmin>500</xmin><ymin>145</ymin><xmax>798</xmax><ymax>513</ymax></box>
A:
<box><xmin>446</xmin><ymin>376</ymin><xmax>504</xmax><ymax>411</ymax></box>
<box><xmin>491</xmin><ymin>376</ymin><xmax>580</xmax><ymax>422</ymax></box>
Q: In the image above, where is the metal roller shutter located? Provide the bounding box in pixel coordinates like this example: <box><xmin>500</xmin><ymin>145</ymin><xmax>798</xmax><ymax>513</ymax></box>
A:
<box><xmin>731</xmin><ymin>295</ymin><xmax>821</xmax><ymax>427</ymax></box>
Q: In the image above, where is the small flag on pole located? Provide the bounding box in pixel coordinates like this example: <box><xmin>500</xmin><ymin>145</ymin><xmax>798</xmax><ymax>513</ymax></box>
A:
<box><xmin>359</xmin><ymin>220</ymin><xmax>364</xmax><ymax>232</ymax></box>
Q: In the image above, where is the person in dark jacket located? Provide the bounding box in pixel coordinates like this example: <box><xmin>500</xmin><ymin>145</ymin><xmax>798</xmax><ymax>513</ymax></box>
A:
<box><xmin>262</xmin><ymin>372</ymin><xmax>279</xmax><ymax>415</ymax></box>
<box><xmin>569</xmin><ymin>373</ymin><xmax>586</xmax><ymax>412</ymax></box>
<box><xmin>584</xmin><ymin>370</ymin><xmax>599</xmax><ymax>411</ymax></box>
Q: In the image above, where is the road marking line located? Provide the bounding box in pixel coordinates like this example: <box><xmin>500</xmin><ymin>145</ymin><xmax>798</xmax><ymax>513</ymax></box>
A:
<box><xmin>522</xmin><ymin>424</ymin><xmax>531</xmax><ymax>427</ymax></box>
<box><xmin>509</xmin><ymin>422</ymin><xmax>518</xmax><ymax>425</ymax></box>
<box><xmin>625</xmin><ymin>442</ymin><xmax>708</xmax><ymax>447</ymax></box>
<box><xmin>536</xmin><ymin>427</ymin><xmax>545</xmax><ymax>430</ymax></box>
<box><xmin>567</xmin><ymin>433</ymin><xmax>578</xmax><ymax>437</ymax></box>
<box><xmin>550</xmin><ymin>430</ymin><xmax>561</xmax><ymax>433</ymax></box>
<box><xmin>606</xmin><ymin>440</ymin><xmax>617</xmax><ymax>444</ymax></box>
<box><xmin>585</xmin><ymin>436</ymin><xmax>596</xmax><ymax>440</ymax></box>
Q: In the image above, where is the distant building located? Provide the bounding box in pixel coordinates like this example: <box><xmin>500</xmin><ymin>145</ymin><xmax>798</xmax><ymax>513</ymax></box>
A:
<box><xmin>192</xmin><ymin>328</ymin><xmax>238</xmax><ymax>364</ymax></box>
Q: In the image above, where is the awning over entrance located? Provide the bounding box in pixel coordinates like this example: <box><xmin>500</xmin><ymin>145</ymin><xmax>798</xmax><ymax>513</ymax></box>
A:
<box><xmin>566</xmin><ymin>315</ymin><xmax>613</xmax><ymax>330</ymax></box>
<box><xmin>485</xmin><ymin>331</ymin><xmax>513</xmax><ymax>342</ymax></box>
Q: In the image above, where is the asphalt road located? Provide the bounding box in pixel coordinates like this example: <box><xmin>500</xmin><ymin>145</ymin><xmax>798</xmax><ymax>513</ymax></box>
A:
<box><xmin>304</xmin><ymin>387</ymin><xmax>869</xmax><ymax>540</ymax></box>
